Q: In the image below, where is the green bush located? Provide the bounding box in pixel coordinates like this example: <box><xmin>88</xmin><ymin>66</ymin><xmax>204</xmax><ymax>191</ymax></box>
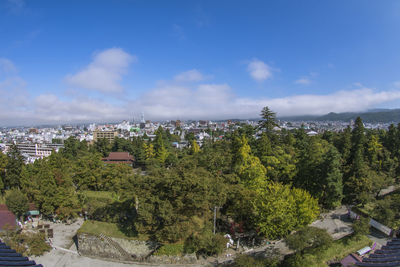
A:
<box><xmin>153</xmin><ymin>243</ymin><xmax>184</xmax><ymax>256</ymax></box>
<box><xmin>5</xmin><ymin>189</ymin><xmax>28</xmax><ymax>220</ymax></box>
<box><xmin>285</xmin><ymin>226</ymin><xmax>333</xmax><ymax>253</ymax></box>
<box><xmin>352</xmin><ymin>217</ymin><xmax>370</xmax><ymax>238</ymax></box>
<box><xmin>0</xmin><ymin>231</ymin><xmax>50</xmax><ymax>256</ymax></box>
<box><xmin>184</xmin><ymin>231</ymin><xmax>226</xmax><ymax>256</ymax></box>
<box><xmin>234</xmin><ymin>254</ymin><xmax>280</xmax><ymax>267</ymax></box>
<box><xmin>26</xmin><ymin>232</ymin><xmax>51</xmax><ymax>256</ymax></box>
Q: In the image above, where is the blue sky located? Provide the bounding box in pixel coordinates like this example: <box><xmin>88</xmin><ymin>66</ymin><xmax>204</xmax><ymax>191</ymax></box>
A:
<box><xmin>1</xmin><ymin>0</ymin><xmax>400</xmax><ymax>125</ymax></box>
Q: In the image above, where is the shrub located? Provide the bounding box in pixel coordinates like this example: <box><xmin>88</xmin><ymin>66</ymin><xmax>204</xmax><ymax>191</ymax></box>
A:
<box><xmin>352</xmin><ymin>217</ymin><xmax>370</xmax><ymax>238</ymax></box>
<box><xmin>234</xmin><ymin>254</ymin><xmax>280</xmax><ymax>267</ymax></box>
<box><xmin>285</xmin><ymin>226</ymin><xmax>333</xmax><ymax>253</ymax></box>
<box><xmin>0</xmin><ymin>231</ymin><xmax>50</xmax><ymax>256</ymax></box>
<box><xmin>184</xmin><ymin>230</ymin><xmax>226</xmax><ymax>256</ymax></box>
<box><xmin>5</xmin><ymin>189</ymin><xmax>28</xmax><ymax>220</ymax></box>
<box><xmin>153</xmin><ymin>243</ymin><xmax>184</xmax><ymax>256</ymax></box>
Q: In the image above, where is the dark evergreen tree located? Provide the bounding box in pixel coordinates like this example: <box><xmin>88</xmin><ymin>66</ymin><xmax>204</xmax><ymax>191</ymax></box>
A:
<box><xmin>258</xmin><ymin>106</ymin><xmax>278</xmax><ymax>132</ymax></box>
<box><xmin>320</xmin><ymin>146</ymin><xmax>343</xmax><ymax>208</ymax></box>
<box><xmin>5</xmin><ymin>144</ymin><xmax>24</xmax><ymax>189</ymax></box>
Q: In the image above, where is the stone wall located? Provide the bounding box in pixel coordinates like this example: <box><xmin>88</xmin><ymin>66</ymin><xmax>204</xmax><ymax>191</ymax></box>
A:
<box><xmin>109</xmin><ymin>236</ymin><xmax>157</xmax><ymax>258</ymax></box>
<box><xmin>77</xmin><ymin>233</ymin><xmax>125</xmax><ymax>260</ymax></box>
<box><xmin>77</xmin><ymin>233</ymin><xmax>200</xmax><ymax>265</ymax></box>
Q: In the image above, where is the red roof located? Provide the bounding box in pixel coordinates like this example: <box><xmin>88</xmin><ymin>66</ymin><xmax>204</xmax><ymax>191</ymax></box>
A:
<box><xmin>0</xmin><ymin>207</ymin><xmax>16</xmax><ymax>230</ymax></box>
<box><xmin>102</xmin><ymin>152</ymin><xmax>134</xmax><ymax>163</ymax></box>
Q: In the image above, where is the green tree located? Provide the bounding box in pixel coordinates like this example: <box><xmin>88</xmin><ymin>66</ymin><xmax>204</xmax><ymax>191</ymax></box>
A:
<box><xmin>232</xmin><ymin>136</ymin><xmax>267</xmax><ymax>186</ymax></box>
<box><xmin>62</xmin><ymin>137</ymin><xmax>87</xmax><ymax>158</ymax></box>
<box><xmin>260</xmin><ymin>145</ymin><xmax>297</xmax><ymax>184</ymax></box>
<box><xmin>252</xmin><ymin>182</ymin><xmax>319</xmax><ymax>239</ymax></box>
<box><xmin>190</xmin><ymin>140</ymin><xmax>200</xmax><ymax>154</ymax></box>
<box><xmin>93</xmin><ymin>138</ymin><xmax>111</xmax><ymax>157</ymax></box>
<box><xmin>320</xmin><ymin>146</ymin><xmax>343</xmax><ymax>208</ymax></box>
<box><xmin>259</xmin><ymin>106</ymin><xmax>278</xmax><ymax>132</ymax></box>
<box><xmin>72</xmin><ymin>153</ymin><xmax>103</xmax><ymax>190</ymax></box>
<box><xmin>0</xmin><ymin>152</ymin><xmax>8</xmax><ymax>192</ymax></box>
<box><xmin>5</xmin><ymin>144</ymin><xmax>24</xmax><ymax>189</ymax></box>
<box><xmin>5</xmin><ymin>188</ymin><xmax>29</xmax><ymax>220</ymax></box>
<box><xmin>336</xmin><ymin>126</ymin><xmax>352</xmax><ymax>165</ymax></box>
<box><xmin>154</xmin><ymin>128</ymin><xmax>168</xmax><ymax>164</ymax></box>
<box><xmin>294</xmin><ymin>138</ymin><xmax>329</xmax><ymax>199</ymax></box>
<box><xmin>352</xmin><ymin>217</ymin><xmax>370</xmax><ymax>238</ymax></box>
<box><xmin>285</xmin><ymin>226</ymin><xmax>333</xmax><ymax>253</ymax></box>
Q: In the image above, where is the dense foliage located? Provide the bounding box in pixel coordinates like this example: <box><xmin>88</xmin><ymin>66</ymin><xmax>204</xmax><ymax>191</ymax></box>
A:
<box><xmin>0</xmin><ymin>231</ymin><xmax>50</xmax><ymax>256</ymax></box>
<box><xmin>0</xmin><ymin>107</ymin><xmax>399</xmax><ymax>256</ymax></box>
<box><xmin>5</xmin><ymin>188</ymin><xmax>29</xmax><ymax>220</ymax></box>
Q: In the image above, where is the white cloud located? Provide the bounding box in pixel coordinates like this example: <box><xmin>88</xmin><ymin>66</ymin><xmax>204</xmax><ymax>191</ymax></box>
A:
<box><xmin>174</xmin><ymin>69</ymin><xmax>205</xmax><ymax>82</ymax></box>
<box><xmin>2</xmin><ymin>57</ymin><xmax>400</xmax><ymax>125</ymax></box>
<box><xmin>65</xmin><ymin>48</ymin><xmax>135</xmax><ymax>93</ymax></box>
<box><xmin>259</xmin><ymin>89</ymin><xmax>400</xmax><ymax>116</ymax></box>
<box><xmin>295</xmin><ymin>78</ymin><xmax>312</xmax><ymax>85</ymax></box>
<box><xmin>247</xmin><ymin>59</ymin><xmax>272</xmax><ymax>81</ymax></box>
<box><xmin>130</xmin><ymin>85</ymin><xmax>400</xmax><ymax>120</ymax></box>
<box><xmin>1</xmin><ymin>84</ymin><xmax>400</xmax><ymax>126</ymax></box>
<box><xmin>33</xmin><ymin>94</ymin><xmax>126</xmax><ymax>122</ymax></box>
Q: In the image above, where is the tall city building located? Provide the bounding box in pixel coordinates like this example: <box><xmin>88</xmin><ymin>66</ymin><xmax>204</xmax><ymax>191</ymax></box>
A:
<box><xmin>93</xmin><ymin>130</ymin><xmax>118</xmax><ymax>143</ymax></box>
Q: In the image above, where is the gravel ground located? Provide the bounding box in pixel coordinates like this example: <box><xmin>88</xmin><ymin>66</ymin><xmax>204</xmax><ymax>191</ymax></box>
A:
<box><xmin>311</xmin><ymin>206</ymin><xmax>353</xmax><ymax>239</ymax></box>
<box><xmin>30</xmin><ymin>219</ymin><xmax>147</xmax><ymax>267</ymax></box>
<box><xmin>31</xmin><ymin>218</ymin><xmax>205</xmax><ymax>267</ymax></box>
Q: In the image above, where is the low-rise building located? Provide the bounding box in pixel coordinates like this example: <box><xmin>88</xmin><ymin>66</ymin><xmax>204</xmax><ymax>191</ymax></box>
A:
<box><xmin>102</xmin><ymin>152</ymin><xmax>134</xmax><ymax>166</ymax></box>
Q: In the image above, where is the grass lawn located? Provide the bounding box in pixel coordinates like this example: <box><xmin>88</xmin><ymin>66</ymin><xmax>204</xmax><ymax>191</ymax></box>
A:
<box><xmin>80</xmin><ymin>190</ymin><xmax>119</xmax><ymax>202</ymax></box>
<box><xmin>296</xmin><ymin>235</ymin><xmax>372</xmax><ymax>267</ymax></box>
<box><xmin>78</xmin><ymin>220</ymin><xmax>148</xmax><ymax>241</ymax></box>
<box><xmin>153</xmin><ymin>243</ymin><xmax>184</xmax><ymax>256</ymax></box>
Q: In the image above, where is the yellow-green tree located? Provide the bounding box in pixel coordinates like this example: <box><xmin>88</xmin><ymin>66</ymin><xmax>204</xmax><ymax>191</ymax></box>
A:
<box><xmin>233</xmin><ymin>136</ymin><xmax>267</xmax><ymax>186</ymax></box>
<box><xmin>190</xmin><ymin>140</ymin><xmax>200</xmax><ymax>154</ymax></box>
<box><xmin>252</xmin><ymin>182</ymin><xmax>319</xmax><ymax>239</ymax></box>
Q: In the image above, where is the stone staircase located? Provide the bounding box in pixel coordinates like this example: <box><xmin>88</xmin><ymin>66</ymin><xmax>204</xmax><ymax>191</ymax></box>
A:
<box><xmin>99</xmin><ymin>233</ymin><xmax>132</xmax><ymax>260</ymax></box>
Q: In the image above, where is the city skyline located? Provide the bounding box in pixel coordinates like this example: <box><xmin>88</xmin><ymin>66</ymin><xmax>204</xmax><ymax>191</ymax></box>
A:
<box><xmin>2</xmin><ymin>1</ymin><xmax>400</xmax><ymax>125</ymax></box>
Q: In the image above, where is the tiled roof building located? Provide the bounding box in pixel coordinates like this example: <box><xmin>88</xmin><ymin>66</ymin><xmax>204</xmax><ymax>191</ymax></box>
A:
<box><xmin>0</xmin><ymin>240</ymin><xmax>43</xmax><ymax>266</ymax></box>
<box><xmin>102</xmin><ymin>152</ymin><xmax>134</xmax><ymax>165</ymax></box>
<box><xmin>356</xmin><ymin>238</ymin><xmax>400</xmax><ymax>267</ymax></box>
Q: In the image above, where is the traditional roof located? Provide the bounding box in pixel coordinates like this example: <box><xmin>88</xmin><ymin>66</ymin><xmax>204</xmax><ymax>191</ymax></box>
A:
<box><xmin>102</xmin><ymin>152</ymin><xmax>134</xmax><ymax>164</ymax></box>
<box><xmin>356</xmin><ymin>238</ymin><xmax>400</xmax><ymax>266</ymax></box>
<box><xmin>0</xmin><ymin>240</ymin><xmax>42</xmax><ymax>266</ymax></box>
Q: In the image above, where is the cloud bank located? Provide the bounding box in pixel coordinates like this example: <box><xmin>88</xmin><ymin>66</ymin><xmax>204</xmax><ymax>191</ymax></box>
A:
<box><xmin>2</xmin><ymin>55</ymin><xmax>400</xmax><ymax>126</ymax></box>
<box><xmin>131</xmin><ymin>86</ymin><xmax>400</xmax><ymax>120</ymax></box>
<box><xmin>65</xmin><ymin>48</ymin><xmax>135</xmax><ymax>93</ymax></box>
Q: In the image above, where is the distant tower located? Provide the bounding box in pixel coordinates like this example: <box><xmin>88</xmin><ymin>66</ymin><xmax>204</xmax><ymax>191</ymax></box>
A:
<box><xmin>141</xmin><ymin>112</ymin><xmax>145</xmax><ymax>123</ymax></box>
<box><xmin>140</xmin><ymin>112</ymin><xmax>146</xmax><ymax>129</ymax></box>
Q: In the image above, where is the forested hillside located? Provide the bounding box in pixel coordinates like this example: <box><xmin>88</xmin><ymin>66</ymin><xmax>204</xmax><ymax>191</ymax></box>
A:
<box><xmin>280</xmin><ymin>108</ymin><xmax>400</xmax><ymax>123</ymax></box>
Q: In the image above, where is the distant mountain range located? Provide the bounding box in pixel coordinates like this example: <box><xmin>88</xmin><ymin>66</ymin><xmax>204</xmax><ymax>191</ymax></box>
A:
<box><xmin>279</xmin><ymin>109</ymin><xmax>400</xmax><ymax>123</ymax></box>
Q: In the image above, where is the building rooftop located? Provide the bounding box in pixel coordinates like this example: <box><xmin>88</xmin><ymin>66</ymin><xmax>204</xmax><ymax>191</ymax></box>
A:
<box><xmin>0</xmin><ymin>240</ymin><xmax>42</xmax><ymax>266</ymax></box>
